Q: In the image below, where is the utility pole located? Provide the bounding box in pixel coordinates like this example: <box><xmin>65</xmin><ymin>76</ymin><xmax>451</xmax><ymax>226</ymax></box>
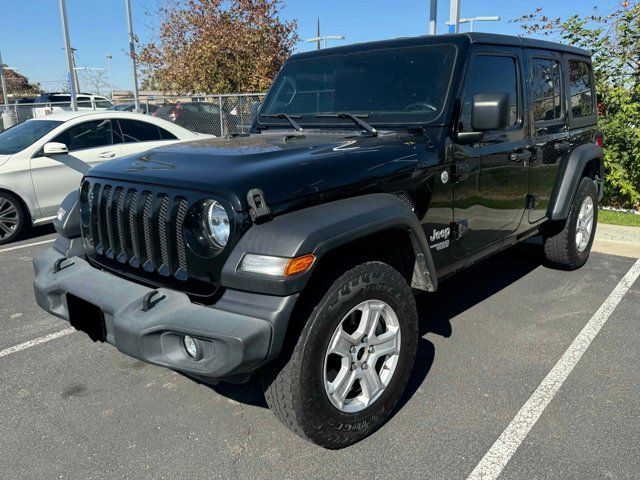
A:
<box><xmin>0</xmin><ymin>49</ymin><xmax>17</xmax><ymax>129</ymax></box>
<box><xmin>58</xmin><ymin>0</ymin><xmax>77</xmax><ymax>110</ymax></box>
<box><xmin>70</xmin><ymin>47</ymin><xmax>81</xmax><ymax>93</ymax></box>
<box><xmin>106</xmin><ymin>54</ymin><xmax>113</xmax><ymax>99</ymax></box>
<box><xmin>429</xmin><ymin>0</ymin><xmax>438</xmax><ymax>35</ymax></box>
<box><xmin>125</xmin><ymin>0</ymin><xmax>141</xmax><ymax>112</ymax></box>
<box><xmin>316</xmin><ymin>18</ymin><xmax>321</xmax><ymax>50</ymax></box>
<box><xmin>448</xmin><ymin>0</ymin><xmax>460</xmax><ymax>33</ymax></box>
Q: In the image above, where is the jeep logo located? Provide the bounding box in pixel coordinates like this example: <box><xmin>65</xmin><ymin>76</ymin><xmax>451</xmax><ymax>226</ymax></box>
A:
<box><xmin>429</xmin><ymin>227</ymin><xmax>451</xmax><ymax>242</ymax></box>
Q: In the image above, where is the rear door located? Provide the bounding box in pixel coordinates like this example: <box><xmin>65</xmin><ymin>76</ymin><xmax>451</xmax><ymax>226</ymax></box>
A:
<box><xmin>30</xmin><ymin>119</ymin><xmax>122</xmax><ymax>216</ymax></box>
<box><xmin>116</xmin><ymin>118</ymin><xmax>180</xmax><ymax>156</ymax></box>
<box><xmin>525</xmin><ymin>49</ymin><xmax>568</xmax><ymax>223</ymax></box>
<box><xmin>452</xmin><ymin>46</ymin><xmax>530</xmax><ymax>255</ymax></box>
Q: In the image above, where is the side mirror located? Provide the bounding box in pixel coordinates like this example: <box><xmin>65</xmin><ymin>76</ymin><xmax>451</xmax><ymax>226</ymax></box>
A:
<box><xmin>250</xmin><ymin>101</ymin><xmax>262</xmax><ymax>118</ymax></box>
<box><xmin>43</xmin><ymin>142</ymin><xmax>69</xmax><ymax>155</ymax></box>
<box><xmin>471</xmin><ymin>92</ymin><xmax>510</xmax><ymax>131</ymax></box>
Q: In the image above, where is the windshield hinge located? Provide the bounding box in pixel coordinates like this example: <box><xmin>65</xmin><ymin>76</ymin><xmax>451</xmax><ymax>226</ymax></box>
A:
<box><xmin>247</xmin><ymin>188</ymin><xmax>271</xmax><ymax>223</ymax></box>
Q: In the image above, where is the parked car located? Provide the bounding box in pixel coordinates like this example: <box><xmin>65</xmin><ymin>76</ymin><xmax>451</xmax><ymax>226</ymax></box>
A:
<box><xmin>34</xmin><ymin>33</ymin><xmax>603</xmax><ymax>448</ymax></box>
<box><xmin>32</xmin><ymin>93</ymin><xmax>113</xmax><ymax>117</ymax></box>
<box><xmin>108</xmin><ymin>103</ymin><xmax>159</xmax><ymax>115</ymax></box>
<box><xmin>154</xmin><ymin>102</ymin><xmax>224</xmax><ymax>136</ymax></box>
<box><xmin>0</xmin><ymin>111</ymin><xmax>209</xmax><ymax>243</ymax></box>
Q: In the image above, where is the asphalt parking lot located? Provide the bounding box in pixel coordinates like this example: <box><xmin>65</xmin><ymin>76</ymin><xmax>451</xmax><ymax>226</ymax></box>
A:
<box><xmin>1</xmin><ymin>228</ymin><xmax>639</xmax><ymax>480</ymax></box>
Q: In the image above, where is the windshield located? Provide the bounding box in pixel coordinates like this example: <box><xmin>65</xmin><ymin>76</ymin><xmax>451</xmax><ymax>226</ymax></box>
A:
<box><xmin>0</xmin><ymin>120</ymin><xmax>63</xmax><ymax>155</ymax></box>
<box><xmin>260</xmin><ymin>44</ymin><xmax>457</xmax><ymax>127</ymax></box>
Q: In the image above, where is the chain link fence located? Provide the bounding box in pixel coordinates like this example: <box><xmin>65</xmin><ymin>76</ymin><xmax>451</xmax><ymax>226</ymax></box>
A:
<box><xmin>0</xmin><ymin>93</ymin><xmax>266</xmax><ymax>136</ymax></box>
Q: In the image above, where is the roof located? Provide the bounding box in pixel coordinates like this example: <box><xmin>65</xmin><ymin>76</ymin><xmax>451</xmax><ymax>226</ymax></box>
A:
<box><xmin>28</xmin><ymin>111</ymin><xmax>155</xmax><ymax>122</ymax></box>
<box><xmin>291</xmin><ymin>32</ymin><xmax>590</xmax><ymax>60</ymax></box>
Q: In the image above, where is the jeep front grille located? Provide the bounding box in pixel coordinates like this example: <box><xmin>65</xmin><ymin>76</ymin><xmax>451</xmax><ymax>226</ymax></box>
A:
<box><xmin>81</xmin><ymin>180</ymin><xmax>190</xmax><ymax>281</ymax></box>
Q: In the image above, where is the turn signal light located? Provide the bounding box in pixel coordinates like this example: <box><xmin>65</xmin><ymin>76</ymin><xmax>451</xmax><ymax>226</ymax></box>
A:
<box><xmin>284</xmin><ymin>254</ymin><xmax>316</xmax><ymax>276</ymax></box>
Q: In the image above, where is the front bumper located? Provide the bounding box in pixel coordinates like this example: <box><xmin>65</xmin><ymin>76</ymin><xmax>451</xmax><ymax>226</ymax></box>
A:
<box><xmin>33</xmin><ymin>246</ymin><xmax>298</xmax><ymax>379</ymax></box>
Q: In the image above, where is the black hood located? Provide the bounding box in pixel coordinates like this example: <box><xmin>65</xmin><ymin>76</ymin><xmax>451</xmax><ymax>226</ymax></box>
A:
<box><xmin>87</xmin><ymin>130</ymin><xmax>437</xmax><ymax>212</ymax></box>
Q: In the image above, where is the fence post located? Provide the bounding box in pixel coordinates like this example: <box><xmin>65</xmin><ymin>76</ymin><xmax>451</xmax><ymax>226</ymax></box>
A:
<box><xmin>218</xmin><ymin>95</ymin><xmax>224</xmax><ymax>137</ymax></box>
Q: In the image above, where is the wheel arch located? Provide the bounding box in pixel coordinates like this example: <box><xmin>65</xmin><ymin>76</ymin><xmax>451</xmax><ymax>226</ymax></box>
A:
<box><xmin>0</xmin><ymin>187</ymin><xmax>36</xmax><ymax>225</ymax></box>
<box><xmin>547</xmin><ymin>143</ymin><xmax>604</xmax><ymax>221</ymax></box>
<box><xmin>221</xmin><ymin>193</ymin><xmax>438</xmax><ymax>297</ymax></box>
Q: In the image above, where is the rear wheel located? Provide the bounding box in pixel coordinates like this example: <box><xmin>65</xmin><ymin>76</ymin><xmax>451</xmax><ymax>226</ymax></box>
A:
<box><xmin>0</xmin><ymin>191</ymin><xmax>26</xmax><ymax>245</ymax></box>
<box><xmin>263</xmin><ymin>261</ymin><xmax>418</xmax><ymax>449</ymax></box>
<box><xmin>543</xmin><ymin>177</ymin><xmax>598</xmax><ymax>270</ymax></box>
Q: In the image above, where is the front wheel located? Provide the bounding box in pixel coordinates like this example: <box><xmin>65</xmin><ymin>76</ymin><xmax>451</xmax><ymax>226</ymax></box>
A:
<box><xmin>543</xmin><ymin>176</ymin><xmax>598</xmax><ymax>270</ymax></box>
<box><xmin>263</xmin><ymin>261</ymin><xmax>418</xmax><ymax>449</ymax></box>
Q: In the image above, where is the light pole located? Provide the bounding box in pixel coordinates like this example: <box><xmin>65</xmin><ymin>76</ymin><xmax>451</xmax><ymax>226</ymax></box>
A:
<box><xmin>125</xmin><ymin>0</ymin><xmax>141</xmax><ymax>112</ymax></box>
<box><xmin>448</xmin><ymin>0</ymin><xmax>461</xmax><ymax>33</ymax></box>
<box><xmin>58</xmin><ymin>0</ymin><xmax>77</xmax><ymax>110</ymax></box>
<box><xmin>106</xmin><ymin>54</ymin><xmax>113</xmax><ymax>99</ymax></box>
<box><xmin>305</xmin><ymin>35</ymin><xmax>345</xmax><ymax>49</ymax></box>
<box><xmin>0</xmin><ymin>49</ymin><xmax>17</xmax><ymax>129</ymax></box>
<box><xmin>447</xmin><ymin>16</ymin><xmax>501</xmax><ymax>32</ymax></box>
<box><xmin>429</xmin><ymin>0</ymin><xmax>438</xmax><ymax>35</ymax></box>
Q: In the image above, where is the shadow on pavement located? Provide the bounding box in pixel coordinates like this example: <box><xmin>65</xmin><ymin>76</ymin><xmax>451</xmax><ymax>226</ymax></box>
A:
<box><xmin>206</xmin><ymin>240</ymin><xmax>546</xmax><ymax>413</ymax></box>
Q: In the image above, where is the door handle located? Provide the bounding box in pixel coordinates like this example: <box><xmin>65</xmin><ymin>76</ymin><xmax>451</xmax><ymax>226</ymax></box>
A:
<box><xmin>509</xmin><ymin>151</ymin><xmax>532</xmax><ymax>162</ymax></box>
<box><xmin>554</xmin><ymin>141</ymin><xmax>571</xmax><ymax>152</ymax></box>
<box><xmin>98</xmin><ymin>152</ymin><xmax>116</xmax><ymax>159</ymax></box>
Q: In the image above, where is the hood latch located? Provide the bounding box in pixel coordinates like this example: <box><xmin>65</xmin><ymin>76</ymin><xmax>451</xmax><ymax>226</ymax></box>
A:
<box><xmin>247</xmin><ymin>188</ymin><xmax>271</xmax><ymax>223</ymax></box>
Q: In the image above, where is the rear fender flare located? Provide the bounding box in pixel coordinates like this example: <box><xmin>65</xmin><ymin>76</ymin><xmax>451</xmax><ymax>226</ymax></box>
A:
<box><xmin>548</xmin><ymin>144</ymin><xmax>603</xmax><ymax>221</ymax></box>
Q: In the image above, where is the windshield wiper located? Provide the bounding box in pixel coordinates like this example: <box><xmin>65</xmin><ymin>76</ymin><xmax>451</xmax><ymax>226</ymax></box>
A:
<box><xmin>260</xmin><ymin>113</ymin><xmax>304</xmax><ymax>132</ymax></box>
<box><xmin>315</xmin><ymin>112</ymin><xmax>378</xmax><ymax>136</ymax></box>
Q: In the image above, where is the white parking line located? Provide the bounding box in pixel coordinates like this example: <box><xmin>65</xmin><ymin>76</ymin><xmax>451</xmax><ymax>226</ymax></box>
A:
<box><xmin>0</xmin><ymin>238</ymin><xmax>54</xmax><ymax>254</ymax></box>
<box><xmin>467</xmin><ymin>258</ymin><xmax>640</xmax><ymax>480</ymax></box>
<box><xmin>0</xmin><ymin>328</ymin><xmax>76</xmax><ymax>359</ymax></box>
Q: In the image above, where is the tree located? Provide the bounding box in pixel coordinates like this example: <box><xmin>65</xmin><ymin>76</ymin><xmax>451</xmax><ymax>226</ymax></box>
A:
<box><xmin>2</xmin><ymin>67</ymin><xmax>40</xmax><ymax>96</ymax></box>
<box><xmin>81</xmin><ymin>69</ymin><xmax>110</xmax><ymax>96</ymax></box>
<box><xmin>514</xmin><ymin>3</ymin><xmax>640</xmax><ymax>208</ymax></box>
<box><xmin>138</xmin><ymin>0</ymin><xmax>298</xmax><ymax>94</ymax></box>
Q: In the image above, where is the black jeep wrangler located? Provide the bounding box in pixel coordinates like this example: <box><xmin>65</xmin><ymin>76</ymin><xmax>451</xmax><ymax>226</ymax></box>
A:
<box><xmin>34</xmin><ymin>33</ymin><xmax>603</xmax><ymax>449</ymax></box>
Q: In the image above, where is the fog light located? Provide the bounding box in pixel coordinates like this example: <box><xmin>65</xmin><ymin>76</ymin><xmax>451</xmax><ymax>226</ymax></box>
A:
<box><xmin>56</xmin><ymin>206</ymin><xmax>66</xmax><ymax>222</ymax></box>
<box><xmin>183</xmin><ymin>335</ymin><xmax>198</xmax><ymax>358</ymax></box>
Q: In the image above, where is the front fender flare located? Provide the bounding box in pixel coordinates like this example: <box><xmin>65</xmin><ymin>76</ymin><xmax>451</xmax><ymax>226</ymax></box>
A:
<box><xmin>221</xmin><ymin>193</ymin><xmax>437</xmax><ymax>296</ymax></box>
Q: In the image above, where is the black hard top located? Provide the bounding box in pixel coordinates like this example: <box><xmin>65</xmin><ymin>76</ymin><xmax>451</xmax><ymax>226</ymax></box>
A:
<box><xmin>292</xmin><ymin>32</ymin><xmax>590</xmax><ymax>60</ymax></box>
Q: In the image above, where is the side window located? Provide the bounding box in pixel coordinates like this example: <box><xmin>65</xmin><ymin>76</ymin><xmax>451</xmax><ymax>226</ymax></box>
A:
<box><xmin>568</xmin><ymin>60</ymin><xmax>594</xmax><ymax>118</ymax></box>
<box><xmin>159</xmin><ymin>128</ymin><xmax>177</xmax><ymax>140</ymax></box>
<box><xmin>53</xmin><ymin>120</ymin><xmax>114</xmax><ymax>151</ymax></box>
<box><xmin>461</xmin><ymin>55</ymin><xmax>519</xmax><ymax>131</ymax></box>
<box><xmin>77</xmin><ymin>97</ymin><xmax>92</xmax><ymax>108</ymax></box>
<box><xmin>118</xmin><ymin>119</ymin><xmax>163</xmax><ymax>143</ymax></box>
<box><xmin>531</xmin><ymin>58</ymin><xmax>562</xmax><ymax>122</ymax></box>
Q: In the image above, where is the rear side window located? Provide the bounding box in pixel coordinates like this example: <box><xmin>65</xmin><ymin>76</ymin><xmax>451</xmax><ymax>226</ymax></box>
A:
<box><xmin>118</xmin><ymin>119</ymin><xmax>177</xmax><ymax>142</ymax></box>
<box><xmin>462</xmin><ymin>55</ymin><xmax>519</xmax><ymax>131</ymax></box>
<box><xmin>568</xmin><ymin>60</ymin><xmax>594</xmax><ymax>118</ymax></box>
<box><xmin>53</xmin><ymin>119</ymin><xmax>115</xmax><ymax>151</ymax></box>
<box><xmin>531</xmin><ymin>58</ymin><xmax>562</xmax><ymax>122</ymax></box>
<box><xmin>77</xmin><ymin>97</ymin><xmax>92</xmax><ymax>108</ymax></box>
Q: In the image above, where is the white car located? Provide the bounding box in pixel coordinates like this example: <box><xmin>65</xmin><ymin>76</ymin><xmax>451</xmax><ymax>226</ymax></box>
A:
<box><xmin>32</xmin><ymin>93</ymin><xmax>114</xmax><ymax>118</ymax></box>
<box><xmin>0</xmin><ymin>111</ymin><xmax>210</xmax><ymax>244</ymax></box>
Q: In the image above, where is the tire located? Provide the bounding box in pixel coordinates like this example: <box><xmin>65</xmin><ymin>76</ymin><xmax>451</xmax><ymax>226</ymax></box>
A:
<box><xmin>263</xmin><ymin>261</ymin><xmax>418</xmax><ymax>449</ymax></box>
<box><xmin>544</xmin><ymin>177</ymin><xmax>598</xmax><ymax>270</ymax></box>
<box><xmin>0</xmin><ymin>191</ymin><xmax>26</xmax><ymax>245</ymax></box>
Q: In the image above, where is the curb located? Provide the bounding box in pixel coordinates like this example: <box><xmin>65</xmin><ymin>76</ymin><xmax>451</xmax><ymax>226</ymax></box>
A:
<box><xmin>593</xmin><ymin>223</ymin><xmax>640</xmax><ymax>258</ymax></box>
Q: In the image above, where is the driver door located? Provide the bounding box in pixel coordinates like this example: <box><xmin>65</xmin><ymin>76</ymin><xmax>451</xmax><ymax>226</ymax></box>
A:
<box><xmin>452</xmin><ymin>47</ymin><xmax>530</xmax><ymax>256</ymax></box>
<box><xmin>30</xmin><ymin>119</ymin><xmax>122</xmax><ymax>217</ymax></box>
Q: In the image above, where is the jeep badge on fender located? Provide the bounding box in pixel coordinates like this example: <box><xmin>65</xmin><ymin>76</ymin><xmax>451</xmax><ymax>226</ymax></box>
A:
<box><xmin>33</xmin><ymin>32</ymin><xmax>603</xmax><ymax>449</ymax></box>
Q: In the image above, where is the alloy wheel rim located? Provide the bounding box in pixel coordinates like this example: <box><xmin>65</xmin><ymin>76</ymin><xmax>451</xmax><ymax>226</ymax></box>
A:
<box><xmin>575</xmin><ymin>196</ymin><xmax>594</xmax><ymax>253</ymax></box>
<box><xmin>0</xmin><ymin>197</ymin><xmax>19</xmax><ymax>240</ymax></box>
<box><xmin>323</xmin><ymin>299</ymin><xmax>401</xmax><ymax>413</ymax></box>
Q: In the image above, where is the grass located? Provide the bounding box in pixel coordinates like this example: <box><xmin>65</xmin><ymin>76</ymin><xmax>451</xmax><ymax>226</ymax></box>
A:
<box><xmin>599</xmin><ymin>209</ymin><xmax>640</xmax><ymax>227</ymax></box>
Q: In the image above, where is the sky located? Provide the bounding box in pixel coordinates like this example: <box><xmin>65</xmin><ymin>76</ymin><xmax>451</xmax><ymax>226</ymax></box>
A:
<box><xmin>0</xmin><ymin>0</ymin><xmax>623</xmax><ymax>94</ymax></box>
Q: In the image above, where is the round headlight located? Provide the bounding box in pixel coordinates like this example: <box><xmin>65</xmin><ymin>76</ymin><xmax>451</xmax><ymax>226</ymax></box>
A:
<box><xmin>204</xmin><ymin>200</ymin><xmax>230</xmax><ymax>248</ymax></box>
